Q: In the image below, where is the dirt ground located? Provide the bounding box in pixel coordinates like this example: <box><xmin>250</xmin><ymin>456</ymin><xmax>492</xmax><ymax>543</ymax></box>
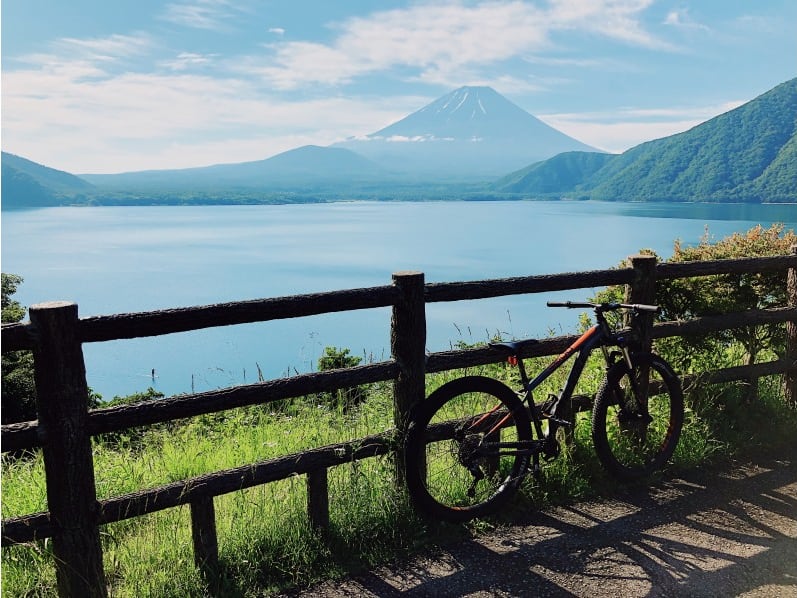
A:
<box><xmin>282</xmin><ymin>453</ymin><xmax>797</xmax><ymax>597</ymax></box>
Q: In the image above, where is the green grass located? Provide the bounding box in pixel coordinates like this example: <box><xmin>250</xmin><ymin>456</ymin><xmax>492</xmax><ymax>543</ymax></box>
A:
<box><xmin>2</xmin><ymin>351</ymin><xmax>795</xmax><ymax>597</ymax></box>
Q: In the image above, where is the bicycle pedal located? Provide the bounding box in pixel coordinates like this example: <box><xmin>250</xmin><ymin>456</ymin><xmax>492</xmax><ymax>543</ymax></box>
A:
<box><xmin>532</xmin><ymin>456</ymin><xmax>542</xmax><ymax>480</ymax></box>
<box><xmin>547</xmin><ymin>416</ymin><xmax>572</xmax><ymax>427</ymax></box>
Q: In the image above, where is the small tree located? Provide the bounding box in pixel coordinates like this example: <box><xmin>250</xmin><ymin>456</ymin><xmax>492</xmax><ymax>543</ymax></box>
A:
<box><xmin>2</xmin><ymin>274</ymin><xmax>26</xmax><ymax>322</ymax></box>
<box><xmin>1</xmin><ymin>273</ymin><xmax>37</xmax><ymax>424</ymax></box>
<box><xmin>317</xmin><ymin>346</ymin><xmax>362</xmax><ymax>371</ymax></box>
<box><xmin>316</xmin><ymin>346</ymin><xmax>366</xmax><ymax>412</ymax></box>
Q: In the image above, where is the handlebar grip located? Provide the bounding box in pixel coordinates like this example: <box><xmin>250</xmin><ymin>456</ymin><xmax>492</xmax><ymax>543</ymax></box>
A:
<box><xmin>546</xmin><ymin>301</ymin><xmax>594</xmax><ymax>309</ymax></box>
<box><xmin>628</xmin><ymin>303</ymin><xmax>660</xmax><ymax>313</ymax></box>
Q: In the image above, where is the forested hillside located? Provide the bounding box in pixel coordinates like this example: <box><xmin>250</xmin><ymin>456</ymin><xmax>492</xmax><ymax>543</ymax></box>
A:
<box><xmin>496</xmin><ymin>77</ymin><xmax>797</xmax><ymax>203</ymax></box>
<box><xmin>2</xmin><ymin>153</ymin><xmax>95</xmax><ymax>208</ymax></box>
<box><xmin>495</xmin><ymin>151</ymin><xmax>614</xmax><ymax>194</ymax></box>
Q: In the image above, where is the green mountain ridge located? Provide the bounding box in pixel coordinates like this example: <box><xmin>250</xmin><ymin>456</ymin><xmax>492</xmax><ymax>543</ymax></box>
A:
<box><xmin>1</xmin><ymin>153</ymin><xmax>95</xmax><ymax>208</ymax></box>
<box><xmin>495</xmin><ymin>151</ymin><xmax>615</xmax><ymax>194</ymax></box>
<box><xmin>496</xmin><ymin>77</ymin><xmax>797</xmax><ymax>203</ymax></box>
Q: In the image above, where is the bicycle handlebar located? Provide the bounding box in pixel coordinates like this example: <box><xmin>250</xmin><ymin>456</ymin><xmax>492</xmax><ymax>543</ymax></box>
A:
<box><xmin>546</xmin><ymin>301</ymin><xmax>659</xmax><ymax>313</ymax></box>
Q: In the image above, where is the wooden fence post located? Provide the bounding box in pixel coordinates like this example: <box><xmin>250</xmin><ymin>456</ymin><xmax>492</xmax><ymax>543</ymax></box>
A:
<box><xmin>786</xmin><ymin>245</ymin><xmax>797</xmax><ymax>407</ymax></box>
<box><xmin>391</xmin><ymin>271</ymin><xmax>426</xmax><ymax>484</ymax></box>
<box><xmin>28</xmin><ymin>301</ymin><xmax>107</xmax><ymax>598</ymax></box>
<box><xmin>190</xmin><ymin>497</ymin><xmax>219</xmax><ymax>576</ymax></box>
<box><xmin>625</xmin><ymin>254</ymin><xmax>658</xmax><ymax>351</ymax></box>
<box><xmin>625</xmin><ymin>255</ymin><xmax>657</xmax><ymax>419</ymax></box>
<box><xmin>306</xmin><ymin>469</ymin><xmax>330</xmax><ymax>533</ymax></box>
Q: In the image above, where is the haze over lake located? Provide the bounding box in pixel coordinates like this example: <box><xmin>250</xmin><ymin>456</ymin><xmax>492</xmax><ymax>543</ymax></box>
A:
<box><xmin>3</xmin><ymin>201</ymin><xmax>795</xmax><ymax>399</ymax></box>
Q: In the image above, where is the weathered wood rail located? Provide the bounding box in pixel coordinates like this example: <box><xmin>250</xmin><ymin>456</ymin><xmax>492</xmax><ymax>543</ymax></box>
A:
<box><xmin>2</xmin><ymin>252</ymin><xmax>797</xmax><ymax>597</ymax></box>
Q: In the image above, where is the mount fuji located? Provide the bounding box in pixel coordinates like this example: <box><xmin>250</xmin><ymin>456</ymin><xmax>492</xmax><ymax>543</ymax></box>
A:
<box><xmin>334</xmin><ymin>86</ymin><xmax>601</xmax><ymax>179</ymax></box>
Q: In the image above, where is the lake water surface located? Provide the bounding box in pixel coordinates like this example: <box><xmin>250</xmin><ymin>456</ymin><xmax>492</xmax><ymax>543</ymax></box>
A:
<box><xmin>2</xmin><ymin>201</ymin><xmax>795</xmax><ymax>398</ymax></box>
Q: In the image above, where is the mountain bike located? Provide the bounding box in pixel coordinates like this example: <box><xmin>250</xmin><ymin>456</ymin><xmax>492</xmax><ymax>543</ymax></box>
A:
<box><xmin>404</xmin><ymin>301</ymin><xmax>684</xmax><ymax>522</ymax></box>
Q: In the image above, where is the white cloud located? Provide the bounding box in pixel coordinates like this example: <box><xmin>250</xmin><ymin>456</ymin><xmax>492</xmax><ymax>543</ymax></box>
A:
<box><xmin>663</xmin><ymin>10</ymin><xmax>681</xmax><ymax>26</ymax></box>
<box><xmin>242</xmin><ymin>42</ymin><xmax>367</xmax><ymax>89</ymax></box>
<box><xmin>160</xmin><ymin>0</ymin><xmax>242</xmax><ymax>30</ymax></box>
<box><xmin>380</xmin><ymin>135</ymin><xmax>455</xmax><ymax>143</ymax></box>
<box><xmin>523</xmin><ymin>55</ymin><xmax>608</xmax><ymax>69</ymax></box>
<box><xmin>546</xmin><ymin>0</ymin><xmax>670</xmax><ymax>47</ymax></box>
<box><xmin>1</xmin><ymin>60</ymin><xmax>422</xmax><ymax>172</ymax></box>
<box><xmin>52</xmin><ymin>32</ymin><xmax>153</xmax><ymax>63</ymax></box>
<box><xmin>246</xmin><ymin>0</ymin><xmax>668</xmax><ymax>90</ymax></box>
<box><xmin>663</xmin><ymin>8</ymin><xmax>710</xmax><ymax>32</ymax></box>
<box><xmin>159</xmin><ymin>52</ymin><xmax>217</xmax><ymax>71</ymax></box>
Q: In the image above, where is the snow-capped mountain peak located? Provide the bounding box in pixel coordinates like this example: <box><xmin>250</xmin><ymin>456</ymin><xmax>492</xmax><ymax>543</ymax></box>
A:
<box><xmin>333</xmin><ymin>85</ymin><xmax>600</xmax><ymax>178</ymax></box>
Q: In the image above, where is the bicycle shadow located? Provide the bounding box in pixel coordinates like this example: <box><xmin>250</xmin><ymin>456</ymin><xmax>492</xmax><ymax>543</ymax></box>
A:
<box><xmin>320</xmin><ymin>454</ymin><xmax>797</xmax><ymax>597</ymax></box>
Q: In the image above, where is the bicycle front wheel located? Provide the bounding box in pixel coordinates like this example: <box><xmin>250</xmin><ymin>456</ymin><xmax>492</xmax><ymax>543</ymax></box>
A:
<box><xmin>404</xmin><ymin>376</ymin><xmax>532</xmax><ymax>522</ymax></box>
<box><xmin>591</xmin><ymin>352</ymin><xmax>683</xmax><ymax>480</ymax></box>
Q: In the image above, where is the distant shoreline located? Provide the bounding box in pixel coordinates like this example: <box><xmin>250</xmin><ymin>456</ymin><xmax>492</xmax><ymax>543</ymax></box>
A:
<box><xmin>3</xmin><ymin>196</ymin><xmax>795</xmax><ymax>211</ymax></box>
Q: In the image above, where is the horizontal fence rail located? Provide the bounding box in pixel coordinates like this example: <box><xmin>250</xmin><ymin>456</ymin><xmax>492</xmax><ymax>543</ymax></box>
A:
<box><xmin>656</xmin><ymin>254</ymin><xmax>797</xmax><ymax>279</ymax></box>
<box><xmin>1</xmin><ymin>285</ymin><xmax>399</xmax><ymax>350</ymax></box>
<box><xmin>3</xmin><ymin>429</ymin><xmax>395</xmax><ymax>544</ymax></box>
<box><xmin>0</xmin><ymin>361</ymin><xmax>401</xmax><ymax>452</ymax></box>
<box><xmin>424</xmin><ymin>267</ymin><xmax>635</xmax><ymax>302</ymax></box>
<box><xmin>2</xmin><ymin>251</ymin><xmax>797</xmax><ymax>597</ymax></box>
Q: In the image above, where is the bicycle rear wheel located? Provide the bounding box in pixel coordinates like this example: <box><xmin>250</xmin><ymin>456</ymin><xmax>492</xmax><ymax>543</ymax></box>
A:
<box><xmin>591</xmin><ymin>352</ymin><xmax>683</xmax><ymax>480</ymax></box>
<box><xmin>404</xmin><ymin>376</ymin><xmax>532</xmax><ymax>522</ymax></box>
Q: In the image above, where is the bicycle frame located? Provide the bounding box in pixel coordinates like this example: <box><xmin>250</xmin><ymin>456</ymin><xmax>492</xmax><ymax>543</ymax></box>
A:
<box><xmin>475</xmin><ymin>304</ymin><xmax>651</xmax><ymax>464</ymax></box>
<box><xmin>498</xmin><ymin>316</ymin><xmax>631</xmax><ymax>444</ymax></box>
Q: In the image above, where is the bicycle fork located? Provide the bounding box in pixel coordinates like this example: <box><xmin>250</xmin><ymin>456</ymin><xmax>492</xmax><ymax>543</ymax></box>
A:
<box><xmin>604</xmin><ymin>346</ymin><xmax>654</xmax><ymax>431</ymax></box>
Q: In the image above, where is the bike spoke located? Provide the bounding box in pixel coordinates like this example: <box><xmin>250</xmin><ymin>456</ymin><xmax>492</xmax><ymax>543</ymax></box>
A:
<box><xmin>592</xmin><ymin>354</ymin><xmax>683</xmax><ymax>480</ymax></box>
<box><xmin>405</xmin><ymin>376</ymin><xmax>532</xmax><ymax>520</ymax></box>
<box><xmin>422</xmin><ymin>395</ymin><xmax>520</xmax><ymax>508</ymax></box>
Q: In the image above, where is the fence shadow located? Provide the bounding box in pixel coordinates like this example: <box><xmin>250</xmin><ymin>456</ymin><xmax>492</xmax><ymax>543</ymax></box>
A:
<box><xmin>289</xmin><ymin>453</ymin><xmax>797</xmax><ymax>597</ymax></box>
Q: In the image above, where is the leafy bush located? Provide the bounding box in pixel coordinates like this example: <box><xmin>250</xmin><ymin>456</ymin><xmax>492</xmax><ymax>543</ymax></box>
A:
<box><xmin>659</xmin><ymin>224</ymin><xmax>796</xmax><ymax>364</ymax></box>
<box><xmin>1</xmin><ymin>273</ymin><xmax>36</xmax><ymax>424</ymax></box>
<box><xmin>1</xmin><ymin>273</ymin><xmax>104</xmax><ymax>425</ymax></box>
<box><xmin>594</xmin><ymin>224</ymin><xmax>796</xmax><ymax>401</ymax></box>
<box><xmin>315</xmin><ymin>346</ymin><xmax>367</xmax><ymax>412</ymax></box>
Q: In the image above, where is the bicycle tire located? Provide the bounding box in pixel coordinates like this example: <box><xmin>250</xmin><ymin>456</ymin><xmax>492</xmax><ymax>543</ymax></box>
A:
<box><xmin>404</xmin><ymin>375</ymin><xmax>533</xmax><ymax>522</ymax></box>
<box><xmin>591</xmin><ymin>352</ymin><xmax>684</xmax><ymax>480</ymax></box>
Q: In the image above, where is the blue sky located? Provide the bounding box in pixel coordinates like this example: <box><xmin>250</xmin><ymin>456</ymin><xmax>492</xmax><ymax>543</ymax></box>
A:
<box><xmin>2</xmin><ymin>0</ymin><xmax>795</xmax><ymax>174</ymax></box>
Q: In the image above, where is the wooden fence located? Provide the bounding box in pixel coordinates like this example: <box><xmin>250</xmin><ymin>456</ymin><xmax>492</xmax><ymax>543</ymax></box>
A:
<box><xmin>3</xmin><ymin>251</ymin><xmax>797</xmax><ymax>597</ymax></box>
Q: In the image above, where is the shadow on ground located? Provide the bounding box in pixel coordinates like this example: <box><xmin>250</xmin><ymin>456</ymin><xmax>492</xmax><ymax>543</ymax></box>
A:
<box><xmin>283</xmin><ymin>454</ymin><xmax>797</xmax><ymax>597</ymax></box>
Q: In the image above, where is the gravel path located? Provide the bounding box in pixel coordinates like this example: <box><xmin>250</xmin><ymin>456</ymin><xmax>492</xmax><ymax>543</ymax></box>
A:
<box><xmin>283</xmin><ymin>453</ymin><xmax>797</xmax><ymax>597</ymax></box>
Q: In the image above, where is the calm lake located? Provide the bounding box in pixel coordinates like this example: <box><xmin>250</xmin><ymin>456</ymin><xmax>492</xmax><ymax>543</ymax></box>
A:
<box><xmin>2</xmin><ymin>201</ymin><xmax>795</xmax><ymax>399</ymax></box>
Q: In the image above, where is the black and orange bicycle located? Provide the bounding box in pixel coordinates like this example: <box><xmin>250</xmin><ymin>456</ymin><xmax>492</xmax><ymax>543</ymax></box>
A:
<box><xmin>404</xmin><ymin>301</ymin><xmax>684</xmax><ymax>522</ymax></box>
